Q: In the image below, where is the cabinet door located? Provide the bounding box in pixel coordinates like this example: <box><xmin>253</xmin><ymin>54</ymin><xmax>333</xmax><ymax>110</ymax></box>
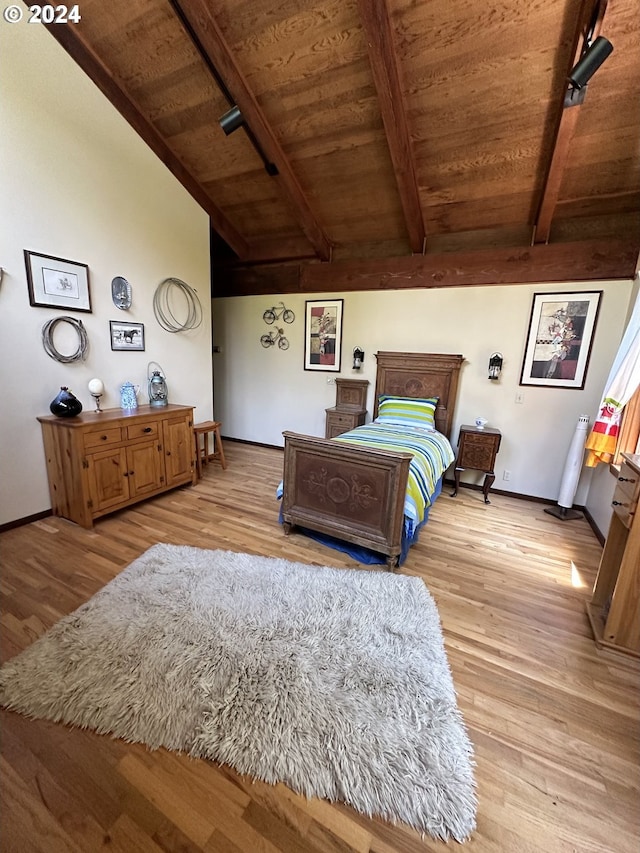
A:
<box><xmin>128</xmin><ymin>439</ymin><xmax>164</xmax><ymax>498</ymax></box>
<box><xmin>86</xmin><ymin>446</ymin><xmax>130</xmax><ymax>512</ymax></box>
<box><xmin>163</xmin><ymin>415</ymin><xmax>194</xmax><ymax>487</ymax></box>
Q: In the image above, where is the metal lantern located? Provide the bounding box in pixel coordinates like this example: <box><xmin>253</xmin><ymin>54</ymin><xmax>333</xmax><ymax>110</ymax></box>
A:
<box><xmin>148</xmin><ymin>368</ymin><xmax>168</xmax><ymax>407</ymax></box>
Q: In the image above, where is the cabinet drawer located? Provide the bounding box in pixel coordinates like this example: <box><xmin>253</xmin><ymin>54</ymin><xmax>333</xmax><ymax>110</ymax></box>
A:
<box><xmin>83</xmin><ymin>427</ymin><xmax>123</xmax><ymax>449</ymax></box>
<box><xmin>126</xmin><ymin>421</ymin><xmax>159</xmax><ymax>441</ymax></box>
<box><xmin>612</xmin><ymin>461</ymin><xmax>639</xmax><ymax>529</ymax></box>
<box><xmin>615</xmin><ymin>462</ymin><xmax>640</xmax><ymax>502</ymax></box>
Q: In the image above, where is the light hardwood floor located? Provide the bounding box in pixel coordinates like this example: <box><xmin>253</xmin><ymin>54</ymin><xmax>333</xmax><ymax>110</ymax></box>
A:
<box><xmin>1</xmin><ymin>442</ymin><xmax>639</xmax><ymax>852</ymax></box>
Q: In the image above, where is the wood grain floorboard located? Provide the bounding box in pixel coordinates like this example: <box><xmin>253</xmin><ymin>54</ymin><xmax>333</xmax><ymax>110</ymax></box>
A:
<box><xmin>1</xmin><ymin>442</ymin><xmax>638</xmax><ymax>852</ymax></box>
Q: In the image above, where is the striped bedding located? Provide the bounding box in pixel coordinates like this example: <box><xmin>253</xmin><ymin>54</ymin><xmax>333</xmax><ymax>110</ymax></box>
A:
<box><xmin>334</xmin><ymin>422</ymin><xmax>455</xmax><ymax>537</ymax></box>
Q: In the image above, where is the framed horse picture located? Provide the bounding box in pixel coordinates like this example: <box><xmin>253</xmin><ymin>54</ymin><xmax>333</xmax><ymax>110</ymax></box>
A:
<box><xmin>110</xmin><ymin>321</ymin><xmax>145</xmax><ymax>351</ymax></box>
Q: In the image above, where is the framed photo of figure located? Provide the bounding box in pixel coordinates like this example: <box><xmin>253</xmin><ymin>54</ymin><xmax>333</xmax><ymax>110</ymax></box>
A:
<box><xmin>520</xmin><ymin>291</ymin><xmax>602</xmax><ymax>389</ymax></box>
<box><xmin>304</xmin><ymin>299</ymin><xmax>343</xmax><ymax>372</ymax></box>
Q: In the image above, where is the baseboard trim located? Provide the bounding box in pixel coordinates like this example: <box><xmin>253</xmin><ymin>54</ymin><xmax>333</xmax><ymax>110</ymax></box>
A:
<box><xmin>581</xmin><ymin>506</ymin><xmax>605</xmax><ymax>546</ymax></box>
<box><xmin>222</xmin><ymin>435</ymin><xmax>284</xmax><ymax>452</ymax></box>
<box><xmin>442</xmin><ymin>478</ymin><xmax>556</xmax><ymax>505</ymax></box>
<box><xmin>0</xmin><ymin>509</ymin><xmax>52</xmax><ymax>533</ymax></box>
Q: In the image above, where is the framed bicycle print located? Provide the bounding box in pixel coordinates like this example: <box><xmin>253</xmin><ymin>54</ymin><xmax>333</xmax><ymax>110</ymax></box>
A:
<box><xmin>519</xmin><ymin>291</ymin><xmax>602</xmax><ymax>389</ymax></box>
<box><xmin>304</xmin><ymin>299</ymin><xmax>343</xmax><ymax>372</ymax></box>
<box><xmin>24</xmin><ymin>250</ymin><xmax>91</xmax><ymax>312</ymax></box>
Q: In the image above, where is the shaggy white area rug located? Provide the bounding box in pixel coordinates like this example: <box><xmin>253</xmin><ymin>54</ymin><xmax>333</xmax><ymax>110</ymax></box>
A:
<box><xmin>0</xmin><ymin>544</ymin><xmax>476</xmax><ymax>841</ymax></box>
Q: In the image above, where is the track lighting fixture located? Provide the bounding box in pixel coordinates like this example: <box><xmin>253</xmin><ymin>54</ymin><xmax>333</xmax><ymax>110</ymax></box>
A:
<box><xmin>219</xmin><ymin>105</ymin><xmax>244</xmax><ymax>135</ymax></box>
<box><xmin>568</xmin><ymin>35</ymin><xmax>613</xmax><ymax>90</ymax></box>
<box><xmin>217</xmin><ymin>105</ymin><xmax>279</xmax><ymax>176</ymax></box>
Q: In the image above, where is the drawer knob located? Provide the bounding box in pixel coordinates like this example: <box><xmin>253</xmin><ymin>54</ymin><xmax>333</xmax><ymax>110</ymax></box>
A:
<box><xmin>618</xmin><ymin>476</ymin><xmax>636</xmax><ymax>483</ymax></box>
<box><xmin>100</xmin><ymin>435</ymin><xmax>108</xmax><ymax>441</ymax></box>
<box><xmin>612</xmin><ymin>500</ymin><xmax>628</xmax><ymax>507</ymax></box>
<box><xmin>143</xmin><ymin>427</ymin><xmax>152</xmax><ymax>433</ymax></box>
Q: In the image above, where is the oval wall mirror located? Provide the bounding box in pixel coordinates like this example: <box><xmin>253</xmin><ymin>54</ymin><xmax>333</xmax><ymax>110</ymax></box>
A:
<box><xmin>111</xmin><ymin>276</ymin><xmax>132</xmax><ymax>310</ymax></box>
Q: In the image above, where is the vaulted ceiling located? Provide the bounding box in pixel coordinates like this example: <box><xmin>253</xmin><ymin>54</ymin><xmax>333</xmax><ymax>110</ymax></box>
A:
<box><xmin>43</xmin><ymin>0</ymin><xmax>640</xmax><ymax>295</ymax></box>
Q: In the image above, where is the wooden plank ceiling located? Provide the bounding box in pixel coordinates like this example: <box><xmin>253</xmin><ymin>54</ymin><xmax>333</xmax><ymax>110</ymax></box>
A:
<box><xmin>44</xmin><ymin>0</ymin><xmax>640</xmax><ymax>294</ymax></box>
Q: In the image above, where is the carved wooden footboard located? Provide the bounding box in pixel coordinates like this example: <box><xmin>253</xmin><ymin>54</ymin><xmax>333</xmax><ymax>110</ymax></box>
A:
<box><xmin>281</xmin><ymin>431</ymin><xmax>412</xmax><ymax>569</ymax></box>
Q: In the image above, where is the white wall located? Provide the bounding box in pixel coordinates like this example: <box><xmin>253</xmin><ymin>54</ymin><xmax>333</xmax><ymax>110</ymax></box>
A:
<box><xmin>0</xmin><ymin>21</ymin><xmax>212</xmax><ymax>525</ymax></box>
<box><xmin>213</xmin><ymin>282</ymin><xmax>634</xmax><ymax>503</ymax></box>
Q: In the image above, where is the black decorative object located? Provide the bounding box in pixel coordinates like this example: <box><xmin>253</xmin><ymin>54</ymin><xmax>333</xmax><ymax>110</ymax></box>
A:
<box><xmin>488</xmin><ymin>352</ymin><xmax>503</xmax><ymax>380</ymax></box>
<box><xmin>50</xmin><ymin>386</ymin><xmax>83</xmax><ymax>418</ymax></box>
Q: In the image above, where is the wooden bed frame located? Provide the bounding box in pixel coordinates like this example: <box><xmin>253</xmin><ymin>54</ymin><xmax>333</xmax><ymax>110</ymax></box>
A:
<box><xmin>281</xmin><ymin>352</ymin><xmax>464</xmax><ymax>569</ymax></box>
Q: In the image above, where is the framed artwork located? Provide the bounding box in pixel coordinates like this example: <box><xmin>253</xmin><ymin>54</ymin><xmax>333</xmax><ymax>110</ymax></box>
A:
<box><xmin>24</xmin><ymin>250</ymin><xmax>91</xmax><ymax>312</ymax></box>
<box><xmin>520</xmin><ymin>291</ymin><xmax>602</xmax><ymax>389</ymax></box>
<box><xmin>304</xmin><ymin>299</ymin><xmax>343</xmax><ymax>372</ymax></box>
<box><xmin>110</xmin><ymin>321</ymin><xmax>145</xmax><ymax>351</ymax></box>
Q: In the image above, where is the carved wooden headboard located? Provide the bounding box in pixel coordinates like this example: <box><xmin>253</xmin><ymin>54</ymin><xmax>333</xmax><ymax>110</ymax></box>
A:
<box><xmin>373</xmin><ymin>352</ymin><xmax>465</xmax><ymax>439</ymax></box>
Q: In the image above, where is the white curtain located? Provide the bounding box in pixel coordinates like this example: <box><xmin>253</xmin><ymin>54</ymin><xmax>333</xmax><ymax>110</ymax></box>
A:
<box><xmin>585</xmin><ymin>286</ymin><xmax>640</xmax><ymax>466</ymax></box>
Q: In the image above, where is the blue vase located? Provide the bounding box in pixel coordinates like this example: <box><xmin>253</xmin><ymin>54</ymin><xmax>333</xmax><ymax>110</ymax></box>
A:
<box><xmin>50</xmin><ymin>387</ymin><xmax>82</xmax><ymax>418</ymax></box>
<box><xmin>120</xmin><ymin>382</ymin><xmax>139</xmax><ymax>410</ymax></box>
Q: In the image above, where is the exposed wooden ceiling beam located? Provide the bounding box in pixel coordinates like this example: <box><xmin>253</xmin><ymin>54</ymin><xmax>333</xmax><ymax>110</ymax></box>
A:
<box><xmin>216</xmin><ymin>239</ymin><xmax>637</xmax><ymax>297</ymax></box>
<box><xmin>171</xmin><ymin>0</ymin><xmax>332</xmax><ymax>263</ymax></box>
<box><xmin>245</xmin><ymin>237</ymin><xmax>319</xmax><ymax>265</ymax></box>
<box><xmin>41</xmin><ymin>20</ymin><xmax>250</xmax><ymax>260</ymax></box>
<box><xmin>356</xmin><ymin>0</ymin><xmax>426</xmax><ymax>254</ymax></box>
<box><xmin>533</xmin><ymin>0</ymin><xmax>609</xmax><ymax>244</ymax></box>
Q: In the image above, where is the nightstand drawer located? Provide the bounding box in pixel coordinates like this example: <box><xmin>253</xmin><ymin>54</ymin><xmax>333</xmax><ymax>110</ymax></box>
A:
<box><xmin>458</xmin><ymin>431</ymin><xmax>501</xmax><ymax>471</ymax></box>
<box><xmin>325</xmin><ymin>409</ymin><xmax>366</xmax><ymax>438</ymax></box>
<box><xmin>330</xmin><ymin>413</ymin><xmax>355</xmax><ymax>428</ymax></box>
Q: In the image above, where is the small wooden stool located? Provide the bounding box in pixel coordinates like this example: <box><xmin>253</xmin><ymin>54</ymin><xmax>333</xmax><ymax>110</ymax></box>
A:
<box><xmin>193</xmin><ymin>421</ymin><xmax>226</xmax><ymax>478</ymax></box>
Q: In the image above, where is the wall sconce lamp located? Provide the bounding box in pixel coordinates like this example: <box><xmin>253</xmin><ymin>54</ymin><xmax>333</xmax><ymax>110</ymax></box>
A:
<box><xmin>488</xmin><ymin>352</ymin><xmax>503</xmax><ymax>381</ymax></box>
<box><xmin>353</xmin><ymin>347</ymin><xmax>364</xmax><ymax>370</ymax></box>
<box><xmin>219</xmin><ymin>105</ymin><xmax>244</xmax><ymax>136</ymax></box>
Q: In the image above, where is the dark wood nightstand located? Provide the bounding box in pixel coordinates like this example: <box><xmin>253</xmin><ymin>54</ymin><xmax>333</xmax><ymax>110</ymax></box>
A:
<box><xmin>450</xmin><ymin>424</ymin><xmax>502</xmax><ymax>504</ymax></box>
<box><xmin>325</xmin><ymin>379</ymin><xmax>369</xmax><ymax>438</ymax></box>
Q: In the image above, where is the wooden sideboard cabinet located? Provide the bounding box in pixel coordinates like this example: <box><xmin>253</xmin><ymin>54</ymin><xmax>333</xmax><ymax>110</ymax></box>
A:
<box><xmin>325</xmin><ymin>378</ymin><xmax>369</xmax><ymax>438</ymax></box>
<box><xmin>38</xmin><ymin>404</ymin><xmax>196</xmax><ymax>528</ymax></box>
<box><xmin>586</xmin><ymin>452</ymin><xmax>640</xmax><ymax>657</ymax></box>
